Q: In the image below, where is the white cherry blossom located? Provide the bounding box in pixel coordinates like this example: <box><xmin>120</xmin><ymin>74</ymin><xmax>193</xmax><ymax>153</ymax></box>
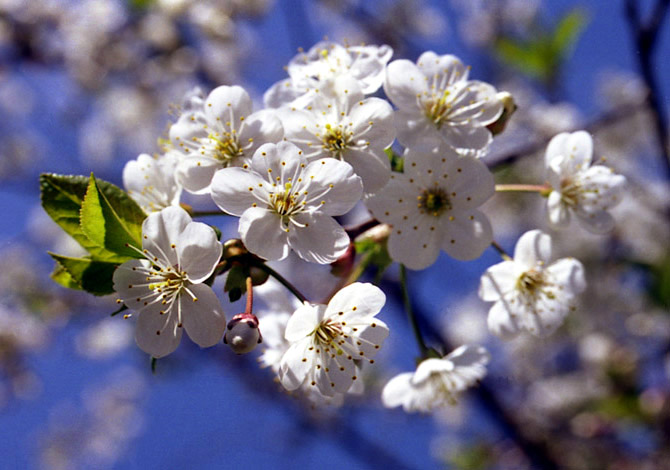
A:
<box><xmin>384</xmin><ymin>51</ymin><xmax>503</xmax><ymax>155</ymax></box>
<box><xmin>278</xmin><ymin>77</ymin><xmax>394</xmax><ymax>193</ymax></box>
<box><xmin>382</xmin><ymin>345</ymin><xmax>490</xmax><ymax>412</ymax></box>
<box><xmin>479</xmin><ymin>229</ymin><xmax>586</xmax><ymax>339</ymax></box>
<box><xmin>264</xmin><ymin>41</ymin><xmax>393</xmax><ymax>108</ymax></box>
<box><xmin>170</xmin><ymin>85</ymin><xmax>283</xmax><ymax>194</ymax></box>
<box><xmin>545</xmin><ymin>131</ymin><xmax>626</xmax><ymax>233</ymax></box>
<box><xmin>210</xmin><ymin>141</ymin><xmax>363</xmax><ymax>264</ymax></box>
<box><xmin>278</xmin><ymin>283</ymin><xmax>389</xmax><ymax>397</ymax></box>
<box><xmin>365</xmin><ymin>146</ymin><xmax>495</xmax><ymax>270</ymax></box>
<box><xmin>113</xmin><ymin>206</ymin><xmax>225</xmax><ymax>358</ymax></box>
<box><xmin>122</xmin><ymin>151</ymin><xmax>182</xmax><ymax>213</ymax></box>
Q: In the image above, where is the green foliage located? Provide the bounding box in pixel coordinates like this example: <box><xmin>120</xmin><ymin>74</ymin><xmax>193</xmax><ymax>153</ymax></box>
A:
<box><xmin>446</xmin><ymin>442</ymin><xmax>494</xmax><ymax>470</ymax></box>
<box><xmin>49</xmin><ymin>252</ymin><xmax>119</xmax><ymax>296</ymax></box>
<box><xmin>385</xmin><ymin>147</ymin><xmax>404</xmax><ymax>173</ymax></box>
<box><xmin>644</xmin><ymin>255</ymin><xmax>670</xmax><ymax>310</ymax></box>
<box><xmin>224</xmin><ymin>264</ymin><xmax>248</xmax><ymax>303</ymax></box>
<box><xmin>494</xmin><ymin>9</ymin><xmax>587</xmax><ymax>86</ymax></box>
<box><xmin>355</xmin><ymin>237</ymin><xmax>393</xmax><ymax>282</ymax></box>
<box><xmin>80</xmin><ymin>173</ymin><xmax>145</xmax><ymax>259</ymax></box>
<box><xmin>40</xmin><ymin>173</ymin><xmax>148</xmax><ymax>297</ymax></box>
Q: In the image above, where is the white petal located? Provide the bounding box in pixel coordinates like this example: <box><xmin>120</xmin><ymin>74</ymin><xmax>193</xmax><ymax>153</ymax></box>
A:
<box><xmin>443</xmin><ymin>155</ymin><xmax>495</xmax><ymax>209</ymax></box>
<box><xmin>287</xmin><ymin>212</ymin><xmax>349</xmax><ymax>264</ymax></box>
<box><xmin>113</xmin><ymin>259</ymin><xmax>154</xmax><ymax>303</ymax></box>
<box><xmin>394</xmin><ymin>110</ymin><xmax>442</xmax><ymax>151</ymax></box>
<box><xmin>547</xmin><ymin>191</ymin><xmax>571</xmax><ymax>228</ymax></box>
<box><xmin>356</xmin><ymin>321</ymin><xmax>389</xmax><ymax>358</ymax></box>
<box><xmin>513</xmin><ymin>229</ymin><xmax>552</xmax><ymax>268</ymax></box>
<box><xmin>442</xmin><ymin>125</ymin><xmax>493</xmax><ymax>153</ymax></box>
<box><xmin>575</xmin><ymin>209</ymin><xmax>615</xmax><ymax>234</ymax></box>
<box><xmin>440</xmin><ymin>209</ymin><xmax>493</xmax><ymax>261</ymax></box>
<box><xmin>412</xmin><ymin>358</ymin><xmax>452</xmax><ymax>384</ymax></box>
<box><xmin>278</xmin><ymin>339</ymin><xmax>313</xmax><ymax>391</ymax></box>
<box><xmin>285</xmin><ymin>303</ymin><xmax>322</xmax><ymax>342</ymax></box>
<box><xmin>388</xmin><ymin>212</ymin><xmax>442</xmax><ymax>270</ymax></box>
<box><xmin>239</xmin><ymin>109</ymin><xmax>284</xmax><ymax>148</ymax></box>
<box><xmin>142</xmin><ymin>207</ymin><xmax>191</xmax><ymax>266</ymax></box>
<box><xmin>210</xmin><ymin>167</ymin><xmax>267</xmax><ymax>217</ymax></box>
<box><xmin>204</xmin><ymin>85</ymin><xmax>253</xmax><ymax>123</ymax></box>
<box><xmin>545</xmin><ymin>131</ymin><xmax>593</xmax><ymax>174</ymax></box>
<box><xmin>303</xmin><ymin>158</ymin><xmax>363</xmax><ymax>215</ymax></box>
<box><xmin>180</xmin><ymin>283</ymin><xmax>226</xmax><ymax>347</ymax></box>
<box><xmin>135</xmin><ymin>302</ymin><xmax>182</xmax><ymax>358</ymax></box>
<box><xmin>177</xmin><ymin>222</ymin><xmax>222</xmax><ymax>283</ymax></box>
<box><xmin>250</xmin><ymin>141</ymin><xmax>304</xmax><ymax>183</ymax></box>
<box><xmin>348</xmin><ymin>44</ymin><xmax>393</xmax><ymax>94</ymax></box>
<box><xmin>263</xmin><ymin>78</ymin><xmax>304</xmax><ymax>109</ymax></box>
<box><xmin>364</xmin><ymin>172</ymin><xmax>416</xmax><ymax>224</ymax></box>
<box><xmin>348</xmin><ymin>97</ymin><xmax>395</xmax><ymax>149</ymax></box>
<box><xmin>479</xmin><ymin>261</ymin><xmax>520</xmax><ymax>302</ymax></box>
<box><xmin>447</xmin><ymin>81</ymin><xmax>503</xmax><ymax>125</ymax></box>
<box><xmin>381</xmin><ymin>372</ymin><xmax>414</xmax><ymax>409</ymax></box>
<box><xmin>238</xmin><ymin>207</ymin><xmax>289</xmax><ymax>261</ymax></box>
<box><xmin>417</xmin><ymin>52</ymin><xmax>468</xmax><ymax>83</ymax></box>
<box><xmin>341</xmin><ymin>148</ymin><xmax>391</xmax><ymax>194</ymax></box>
<box><xmin>175</xmin><ymin>156</ymin><xmax>221</xmax><ymax>195</ymax></box>
<box><xmin>326</xmin><ymin>282</ymin><xmax>386</xmax><ymax>319</ymax></box>
<box><xmin>487</xmin><ymin>301</ymin><xmax>520</xmax><ymax>340</ymax></box>
<box><xmin>319</xmin><ymin>352</ymin><xmax>356</xmax><ymax>394</ymax></box>
<box><xmin>383</xmin><ymin>59</ymin><xmax>428</xmax><ymax>110</ymax></box>
<box><xmin>547</xmin><ymin>257</ymin><xmax>586</xmax><ymax>295</ymax></box>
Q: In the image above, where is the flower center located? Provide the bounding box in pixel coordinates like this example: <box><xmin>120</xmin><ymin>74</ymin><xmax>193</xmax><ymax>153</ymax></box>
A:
<box><xmin>313</xmin><ymin>319</ymin><xmax>342</xmax><ymax>347</ymax></box>
<box><xmin>209</xmin><ymin>133</ymin><xmax>243</xmax><ymax>165</ymax></box>
<box><xmin>418</xmin><ymin>188</ymin><xmax>451</xmax><ymax>216</ymax></box>
<box><xmin>516</xmin><ymin>269</ymin><xmax>545</xmax><ymax>298</ymax></box>
<box><xmin>560</xmin><ymin>178</ymin><xmax>582</xmax><ymax>207</ymax></box>
<box><xmin>148</xmin><ymin>269</ymin><xmax>188</xmax><ymax>298</ymax></box>
<box><xmin>425</xmin><ymin>89</ymin><xmax>453</xmax><ymax>129</ymax></box>
<box><xmin>322</xmin><ymin>123</ymin><xmax>350</xmax><ymax>157</ymax></box>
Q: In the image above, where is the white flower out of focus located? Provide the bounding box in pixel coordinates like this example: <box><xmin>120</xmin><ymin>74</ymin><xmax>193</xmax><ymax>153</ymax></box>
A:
<box><xmin>278</xmin><ymin>77</ymin><xmax>395</xmax><ymax>193</ymax></box>
<box><xmin>381</xmin><ymin>345</ymin><xmax>490</xmax><ymax>413</ymax></box>
<box><xmin>264</xmin><ymin>41</ymin><xmax>393</xmax><ymax>108</ymax></box>
<box><xmin>478</xmin><ymin>229</ymin><xmax>586</xmax><ymax>339</ymax></box>
<box><xmin>170</xmin><ymin>85</ymin><xmax>283</xmax><ymax>194</ymax></box>
<box><xmin>210</xmin><ymin>141</ymin><xmax>363</xmax><ymax>264</ymax></box>
<box><xmin>365</xmin><ymin>147</ymin><xmax>495</xmax><ymax>270</ymax></box>
<box><xmin>545</xmin><ymin>130</ymin><xmax>626</xmax><ymax>233</ymax></box>
<box><xmin>122</xmin><ymin>152</ymin><xmax>182</xmax><ymax>213</ymax></box>
<box><xmin>278</xmin><ymin>282</ymin><xmax>389</xmax><ymax>397</ymax></box>
<box><xmin>112</xmin><ymin>206</ymin><xmax>225</xmax><ymax>358</ymax></box>
<box><xmin>383</xmin><ymin>51</ymin><xmax>503</xmax><ymax>156</ymax></box>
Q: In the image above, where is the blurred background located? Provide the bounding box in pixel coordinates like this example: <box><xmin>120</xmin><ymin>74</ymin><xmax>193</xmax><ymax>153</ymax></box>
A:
<box><xmin>1</xmin><ymin>0</ymin><xmax>670</xmax><ymax>469</ymax></box>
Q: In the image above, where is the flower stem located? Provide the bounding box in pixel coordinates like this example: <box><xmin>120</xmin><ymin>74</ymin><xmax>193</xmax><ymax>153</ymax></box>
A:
<box><xmin>399</xmin><ymin>264</ymin><xmax>429</xmax><ymax>356</ymax></box>
<box><xmin>245</xmin><ymin>276</ymin><xmax>253</xmax><ymax>314</ymax></box>
<box><xmin>495</xmin><ymin>183</ymin><xmax>550</xmax><ymax>193</ymax></box>
<box><xmin>491</xmin><ymin>240</ymin><xmax>513</xmax><ymax>261</ymax></box>
<box><xmin>254</xmin><ymin>262</ymin><xmax>308</xmax><ymax>304</ymax></box>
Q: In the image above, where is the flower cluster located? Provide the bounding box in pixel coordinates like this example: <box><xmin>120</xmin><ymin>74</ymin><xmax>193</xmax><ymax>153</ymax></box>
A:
<box><xmin>41</xmin><ymin>38</ymin><xmax>628</xmax><ymax>412</ymax></box>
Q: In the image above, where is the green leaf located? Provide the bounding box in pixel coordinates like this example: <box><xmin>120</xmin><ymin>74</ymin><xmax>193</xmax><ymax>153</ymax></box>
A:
<box><xmin>49</xmin><ymin>252</ymin><xmax>119</xmax><ymax>296</ymax></box>
<box><xmin>50</xmin><ymin>263</ymin><xmax>84</xmax><ymax>291</ymax></box>
<box><xmin>80</xmin><ymin>173</ymin><xmax>145</xmax><ymax>259</ymax></box>
<box><xmin>40</xmin><ymin>173</ymin><xmax>117</xmax><ymax>261</ymax></box>
<box><xmin>354</xmin><ymin>237</ymin><xmax>393</xmax><ymax>281</ymax></box>
<box><xmin>553</xmin><ymin>9</ymin><xmax>587</xmax><ymax>54</ymax></box>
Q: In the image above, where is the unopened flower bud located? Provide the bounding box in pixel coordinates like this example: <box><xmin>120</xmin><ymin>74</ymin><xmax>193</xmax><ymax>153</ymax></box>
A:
<box><xmin>222</xmin><ymin>238</ymin><xmax>248</xmax><ymax>259</ymax></box>
<box><xmin>224</xmin><ymin>313</ymin><xmax>262</xmax><ymax>354</ymax></box>
<box><xmin>486</xmin><ymin>91</ymin><xmax>516</xmax><ymax>136</ymax></box>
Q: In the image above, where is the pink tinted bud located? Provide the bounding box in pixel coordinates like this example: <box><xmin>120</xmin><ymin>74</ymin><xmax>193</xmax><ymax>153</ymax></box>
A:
<box><xmin>224</xmin><ymin>313</ymin><xmax>262</xmax><ymax>354</ymax></box>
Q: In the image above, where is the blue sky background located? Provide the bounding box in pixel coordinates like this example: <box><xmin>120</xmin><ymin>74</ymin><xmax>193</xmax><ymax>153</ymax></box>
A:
<box><xmin>1</xmin><ymin>1</ymin><xmax>670</xmax><ymax>469</ymax></box>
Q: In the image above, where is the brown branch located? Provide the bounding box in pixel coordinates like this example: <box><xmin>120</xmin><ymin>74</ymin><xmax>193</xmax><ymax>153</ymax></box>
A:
<box><xmin>624</xmin><ymin>0</ymin><xmax>670</xmax><ymax>180</ymax></box>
